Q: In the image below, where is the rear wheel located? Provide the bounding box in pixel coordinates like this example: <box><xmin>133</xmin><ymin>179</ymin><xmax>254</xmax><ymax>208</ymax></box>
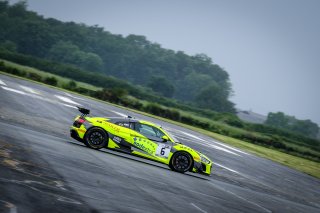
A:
<box><xmin>170</xmin><ymin>152</ymin><xmax>193</xmax><ymax>173</ymax></box>
<box><xmin>84</xmin><ymin>127</ymin><xmax>108</xmax><ymax>150</ymax></box>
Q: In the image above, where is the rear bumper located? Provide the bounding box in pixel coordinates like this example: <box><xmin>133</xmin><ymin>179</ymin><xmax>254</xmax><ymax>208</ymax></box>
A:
<box><xmin>70</xmin><ymin>129</ymin><xmax>83</xmax><ymax>143</ymax></box>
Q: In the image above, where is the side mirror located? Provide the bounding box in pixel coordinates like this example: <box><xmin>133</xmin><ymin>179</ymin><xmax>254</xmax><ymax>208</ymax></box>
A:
<box><xmin>162</xmin><ymin>135</ymin><xmax>169</xmax><ymax>142</ymax></box>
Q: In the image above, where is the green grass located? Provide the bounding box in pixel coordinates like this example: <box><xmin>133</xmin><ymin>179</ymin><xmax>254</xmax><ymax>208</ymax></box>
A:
<box><xmin>2</xmin><ymin>59</ymin><xmax>101</xmax><ymax>91</ymax></box>
<box><xmin>1</xmin><ymin>61</ymin><xmax>320</xmax><ymax>179</ymax></box>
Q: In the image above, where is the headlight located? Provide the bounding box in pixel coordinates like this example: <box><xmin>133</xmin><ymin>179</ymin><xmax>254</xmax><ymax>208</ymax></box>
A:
<box><xmin>201</xmin><ymin>156</ymin><xmax>210</xmax><ymax>164</ymax></box>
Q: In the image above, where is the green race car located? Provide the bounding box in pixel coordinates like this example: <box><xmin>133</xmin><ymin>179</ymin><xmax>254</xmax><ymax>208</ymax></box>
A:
<box><xmin>70</xmin><ymin>107</ymin><xmax>212</xmax><ymax>175</ymax></box>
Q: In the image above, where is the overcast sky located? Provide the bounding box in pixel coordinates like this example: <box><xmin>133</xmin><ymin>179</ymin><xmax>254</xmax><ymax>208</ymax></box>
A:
<box><xmin>11</xmin><ymin>0</ymin><xmax>320</xmax><ymax>124</ymax></box>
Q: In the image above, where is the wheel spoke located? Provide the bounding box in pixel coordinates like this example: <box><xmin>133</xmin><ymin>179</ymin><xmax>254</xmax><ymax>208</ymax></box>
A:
<box><xmin>173</xmin><ymin>153</ymin><xmax>190</xmax><ymax>172</ymax></box>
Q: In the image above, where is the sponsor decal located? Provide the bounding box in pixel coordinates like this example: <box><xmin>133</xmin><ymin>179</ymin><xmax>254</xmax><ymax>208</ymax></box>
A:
<box><xmin>133</xmin><ymin>138</ymin><xmax>156</xmax><ymax>155</ymax></box>
<box><xmin>104</xmin><ymin>122</ymin><xmax>121</xmax><ymax>132</ymax></box>
<box><xmin>155</xmin><ymin>144</ymin><xmax>171</xmax><ymax>158</ymax></box>
<box><xmin>113</xmin><ymin>136</ymin><xmax>122</xmax><ymax>143</ymax></box>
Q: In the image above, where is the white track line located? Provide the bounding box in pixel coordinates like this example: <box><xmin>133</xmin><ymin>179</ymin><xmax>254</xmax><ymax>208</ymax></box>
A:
<box><xmin>2</xmin><ymin>86</ymin><xmax>78</xmax><ymax>109</ymax></box>
<box><xmin>64</xmin><ymin>92</ymin><xmax>86</xmax><ymax>100</ymax></box>
<box><xmin>208</xmin><ymin>144</ymin><xmax>240</xmax><ymax>156</ymax></box>
<box><xmin>210</xmin><ymin>140</ymin><xmax>249</xmax><ymax>155</ymax></box>
<box><xmin>19</xmin><ymin>85</ymin><xmax>40</xmax><ymax>94</ymax></box>
<box><xmin>55</xmin><ymin>95</ymin><xmax>81</xmax><ymax>105</ymax></box>
<box><xmin>215</xmin><ymin>163</ymin><xmax>240</xmax><ymax>174</ymax></box>
<box><xmin>1</xmin><ymin>86</ymin><xmax>26</xmax><ymax>95</ymax></box>
<box><xmin>177</xmin><ymin>130</ymin><xmax>207</xmax><ymax>142</ymax></box>
<box><xmin>0</xmin><ymin>79</ymin><xmax>7</xmax><ymax>86</ymax></box>
<box><xmin>190</xmin><ymin>203</ymin><xmax>207</xmax><ymax>213</ymax></box>
<box><xmin>110</xmin><ymin>110</ymin><xmax>127</xmax><ymax>117</ymax></box>
<box><xmin>168</xmin><ymin>131</ymin><xmax>240</xmax><ymax>156</ymax></box>
<box><xmin>61</xmin><ymin>103</ymin><xmax>77</xmax><ymax>109</ymax></box>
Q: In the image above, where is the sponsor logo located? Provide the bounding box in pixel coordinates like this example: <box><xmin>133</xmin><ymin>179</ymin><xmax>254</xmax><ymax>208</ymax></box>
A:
<box><xmin>133</xmin><ymin>141</ymin><xmax>154</xmax><ymax>154</ymax></box>
<box><xmin>113</xmin><ymin>136</ymin><xmax>122</xmax><ymax>143</ymax></box>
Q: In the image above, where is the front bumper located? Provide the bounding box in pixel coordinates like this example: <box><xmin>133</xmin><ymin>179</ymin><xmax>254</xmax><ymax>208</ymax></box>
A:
<box><xmin>193</xmin><ymin>161</ymin><xmax>212</xmax><ymax>176</ymax></box>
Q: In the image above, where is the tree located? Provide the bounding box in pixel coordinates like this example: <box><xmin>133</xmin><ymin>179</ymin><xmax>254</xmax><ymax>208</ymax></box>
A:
<box><xmin>47</xmin><ymin>41</ymin><xmax>103</xmax><ymax>72</ymax></box>
<box><xmin>147</xmin><ymin>76</ymin><xmax>175</xmax><ymax>98</ymax></box>
<box><xmin>265</xmin><ymin>112</ymin><xmax>319</xmax><ymax>139</ymax></box>
<box><xmin>195</xmin><ymin>82</ymin><xmax>235</xmax><ymax>113</ymax></box>
<box><xmin>265</xmin><ymin>112</ymin><xmax>290</xmax><ymax>128</ymax></box>
<box><xmin>0</xmin><ymin>40</ymin><xmax>17</xmax><ymax>52</ymax></box>
<box><xmin>83</xmin><ymin>52</ymin><xmax>103</xmax><ymax>71</ymax></box>
<box><xmin>291</xmin><ymin>119</ymin><xmax>319</xmax><ymax>138</ymax></box>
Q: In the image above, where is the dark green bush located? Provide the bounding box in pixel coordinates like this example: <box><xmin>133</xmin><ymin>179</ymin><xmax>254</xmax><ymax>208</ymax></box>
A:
<box><xmin>27</xmin><ymin>72</ymin><xmax>42</xmax><ymax>81</ymax></box>
<box><xmin>43</xmin><ymin>76</ymin><xmax>57</xmax><ymax>86</ymax></box>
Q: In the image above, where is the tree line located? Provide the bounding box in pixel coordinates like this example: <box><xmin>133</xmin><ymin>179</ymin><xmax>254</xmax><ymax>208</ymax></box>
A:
<box><xmin>0</xmin><ymin>1</ymin><xmax>235</xmax><ymax>113</ymax></box>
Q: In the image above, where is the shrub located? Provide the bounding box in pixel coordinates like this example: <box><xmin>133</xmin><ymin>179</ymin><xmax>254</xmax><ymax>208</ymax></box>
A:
<box><xmin>27</xmin><ymin>72</ymin><xmax>42</xmax><ymax>81</ymax></box>
<box><xmin>43</xmin><ymin>76</ymin><xmax>58</xmax><ymax>86</ymax></box>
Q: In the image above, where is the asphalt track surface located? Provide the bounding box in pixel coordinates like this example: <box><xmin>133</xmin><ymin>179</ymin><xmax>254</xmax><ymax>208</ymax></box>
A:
<box><xmin>0</xmin><ymin>74</ymin><xmax>320</xmax><ymax>213</ymax></box>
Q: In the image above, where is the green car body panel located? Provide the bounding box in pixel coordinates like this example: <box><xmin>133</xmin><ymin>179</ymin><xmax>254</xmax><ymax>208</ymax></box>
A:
<box><xmin>70</xmin><ymin>111</ymin><xmax>212</xmax><ymax>176</ymax></box>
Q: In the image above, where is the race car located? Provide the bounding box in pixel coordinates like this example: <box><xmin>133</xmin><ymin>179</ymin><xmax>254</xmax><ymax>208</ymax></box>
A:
<box><xmin>70</xmin><ymin>107</ymin><xmax>212</xmax><ymax>175</ymax></box>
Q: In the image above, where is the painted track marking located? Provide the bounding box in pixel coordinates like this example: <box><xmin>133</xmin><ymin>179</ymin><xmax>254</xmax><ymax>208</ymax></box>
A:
<box><xmin>177</xmin><ymin>130</ymin><xmax>207</xmax><ymax>142</ymax></box>
<box><xmin>168</xmin><ymin>131</ymin><xmax>241</xmax><ymax>156</ymax></box>
<box><xmin>55</xmin><ymin>95</ymin><xmax>81</xmax><ymax>105</ymax></box>
<box><xmin>110</xmin><ymin>110</ymin><xmax>127</xmax><ymax>117</ymax></box>
<box><xmin>208</xmin><ymin>144</ymin><xmax>240</xmax><ymax>156</ymax></box>
<box><xmin>215</xmin><ymin>163</ymin><xmax>240</xmax><ymax>174</ymax></box>
<box><xmin>61</xmin><ymin>103</ymin><xmax>77</xmax><ymax>109</ymax></box>
<box><xmin>0</xmin><ymin>79</ymin><xmax>7</xmax><ymax>86</ymax></box>
<box><xmin>19</xmin><ymin>85</ymin><xmax>40</xmax><ymax>94</ymax></box>
<box><xmin>1</xmin><ymin>86</ymin><xmax>26</xmax><ymax>95</ymax></box>
<box><xmin>1</xmin><ymin>86</ymin><xmax>77</xmax><ymax>109</ymax></box>
<box><xmin>190</xmin><ymin>203</ymin><xmax>207</xmax><ymax>213</ymax></box>
<box><xmin>64</xmin><ymin>92</ymin><xmax>86</xmax><ymax>100</ymax></box>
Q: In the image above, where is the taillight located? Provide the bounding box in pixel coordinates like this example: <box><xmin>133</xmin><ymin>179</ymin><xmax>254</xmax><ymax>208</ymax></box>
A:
<box><xmin>78</xmin><ymin>118</ymin><xmax>85</xmax><ymax>124</ymax></box>
<box><xmin>73</xmin><ymin>118</ymin><xmax>86</xmax><ymax>128</ymax></box>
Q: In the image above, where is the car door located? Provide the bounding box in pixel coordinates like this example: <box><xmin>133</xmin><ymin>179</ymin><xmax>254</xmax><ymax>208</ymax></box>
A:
<box><xmin>131</xmin><ymin>123</ymin><xmax>173</xmax><ymax>162</ymax></box>
<box><xmin>111</xmin><ymin>121</ymin><xmax>137</xmax><ymax>146</ymax></box>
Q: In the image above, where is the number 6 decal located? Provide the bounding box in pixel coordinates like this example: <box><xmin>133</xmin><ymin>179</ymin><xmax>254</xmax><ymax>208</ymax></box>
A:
<box><xmin>156</xmin><ymin>144</ymin><xmax>171</xmax><ymax>158</ymax></box>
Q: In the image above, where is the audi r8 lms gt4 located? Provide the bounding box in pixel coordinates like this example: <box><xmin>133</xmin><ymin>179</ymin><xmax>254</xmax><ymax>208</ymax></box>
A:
<box><xmin>70</xmin><ymin>107</ymin><xmax>212</xmax><ymax>175</ymax></box>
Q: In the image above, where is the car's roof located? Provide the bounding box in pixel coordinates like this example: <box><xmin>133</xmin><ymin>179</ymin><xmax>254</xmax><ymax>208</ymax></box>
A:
<box><xmin>106</xmin><ymin>117</ymin><xmax>161</xmax><ymax>128</ymax></box>
<box><xmin>107</xmin><ymin>117</ymin><xmax>139</xmax><ymax>123</ymax></box>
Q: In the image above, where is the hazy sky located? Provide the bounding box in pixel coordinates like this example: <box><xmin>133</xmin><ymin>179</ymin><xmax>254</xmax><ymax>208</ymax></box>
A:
<box><xmin>11</xmin><ymin>0</ymin><xmax>320</xmax><ymax>124</ymax></box>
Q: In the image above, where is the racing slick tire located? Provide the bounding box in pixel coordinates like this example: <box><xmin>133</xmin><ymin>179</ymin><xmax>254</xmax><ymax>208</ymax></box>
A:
<box><xmin>84</xmin><ymin>127</ymin><xmax>108</xmax><ymax>150</ymax></box>
<box><xmin>170</xmin><ymin>151</ymin><xmax>193</xmax><ymax>173</ymax></box>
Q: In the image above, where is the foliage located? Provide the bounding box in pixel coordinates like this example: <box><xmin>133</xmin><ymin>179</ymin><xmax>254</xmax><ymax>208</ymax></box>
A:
<box><xmin>0</xmin><ymin>1</ymin><xmax>234</xmax><ymax>112</ymax></box>
<box><xmin>43</xmin><ymin>76</ymin><xmax>58</xmax><ymax>86</ymax></box>
<box><xmin>265</xmin><ymin>112</ymin><xmax>319</xmax><ymax>139</ymax></box>
<box><xmin>47</xmin><ymin>41</ymin><xmax>103</xmax><ymax>71</ymax></box>
<box><xmin>147</xmin><ymin>75</ymin><xmax>175</xmax><ymax>98</ymax></box>
<box><xmin>27</xmin><ymin>72</ymin><xmax>42</xmax><ymax>81</ymax></box>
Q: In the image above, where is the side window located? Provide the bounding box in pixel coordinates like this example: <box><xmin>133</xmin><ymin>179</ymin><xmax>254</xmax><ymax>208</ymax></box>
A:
<box><xmin>116</xmin><ymin>122</ymin><xmax>134</xmax><ymax>129</ymax></box>
<box><xmin>135</xmin><ymin>123</ymin><xmax>166</xmax><ymax>139</ymax></box>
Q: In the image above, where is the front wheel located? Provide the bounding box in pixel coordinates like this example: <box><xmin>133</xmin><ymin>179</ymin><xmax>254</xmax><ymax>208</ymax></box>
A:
<box><xmin>84</xmin><ymin>127</ymin><xmax>108</xmax><ymax>150</ymax></box>
<box><xmin>170</xmin><ymin>152</ymin><xmax>193</xmax><ymax>173</ymax></box>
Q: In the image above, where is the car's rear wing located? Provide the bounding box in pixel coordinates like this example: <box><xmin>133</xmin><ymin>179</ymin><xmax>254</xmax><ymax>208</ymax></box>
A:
<box><xmin>77</xmin><ymin>106</ymin><xmax>90</xmax><ymax>118</ymax></box>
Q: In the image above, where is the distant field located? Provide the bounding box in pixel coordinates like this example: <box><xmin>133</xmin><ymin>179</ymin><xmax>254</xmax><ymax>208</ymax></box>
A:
<box><xmin>1</xmin><ymin>59</ymin><xmax>320</xmax><ymax>179</ymax></box>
